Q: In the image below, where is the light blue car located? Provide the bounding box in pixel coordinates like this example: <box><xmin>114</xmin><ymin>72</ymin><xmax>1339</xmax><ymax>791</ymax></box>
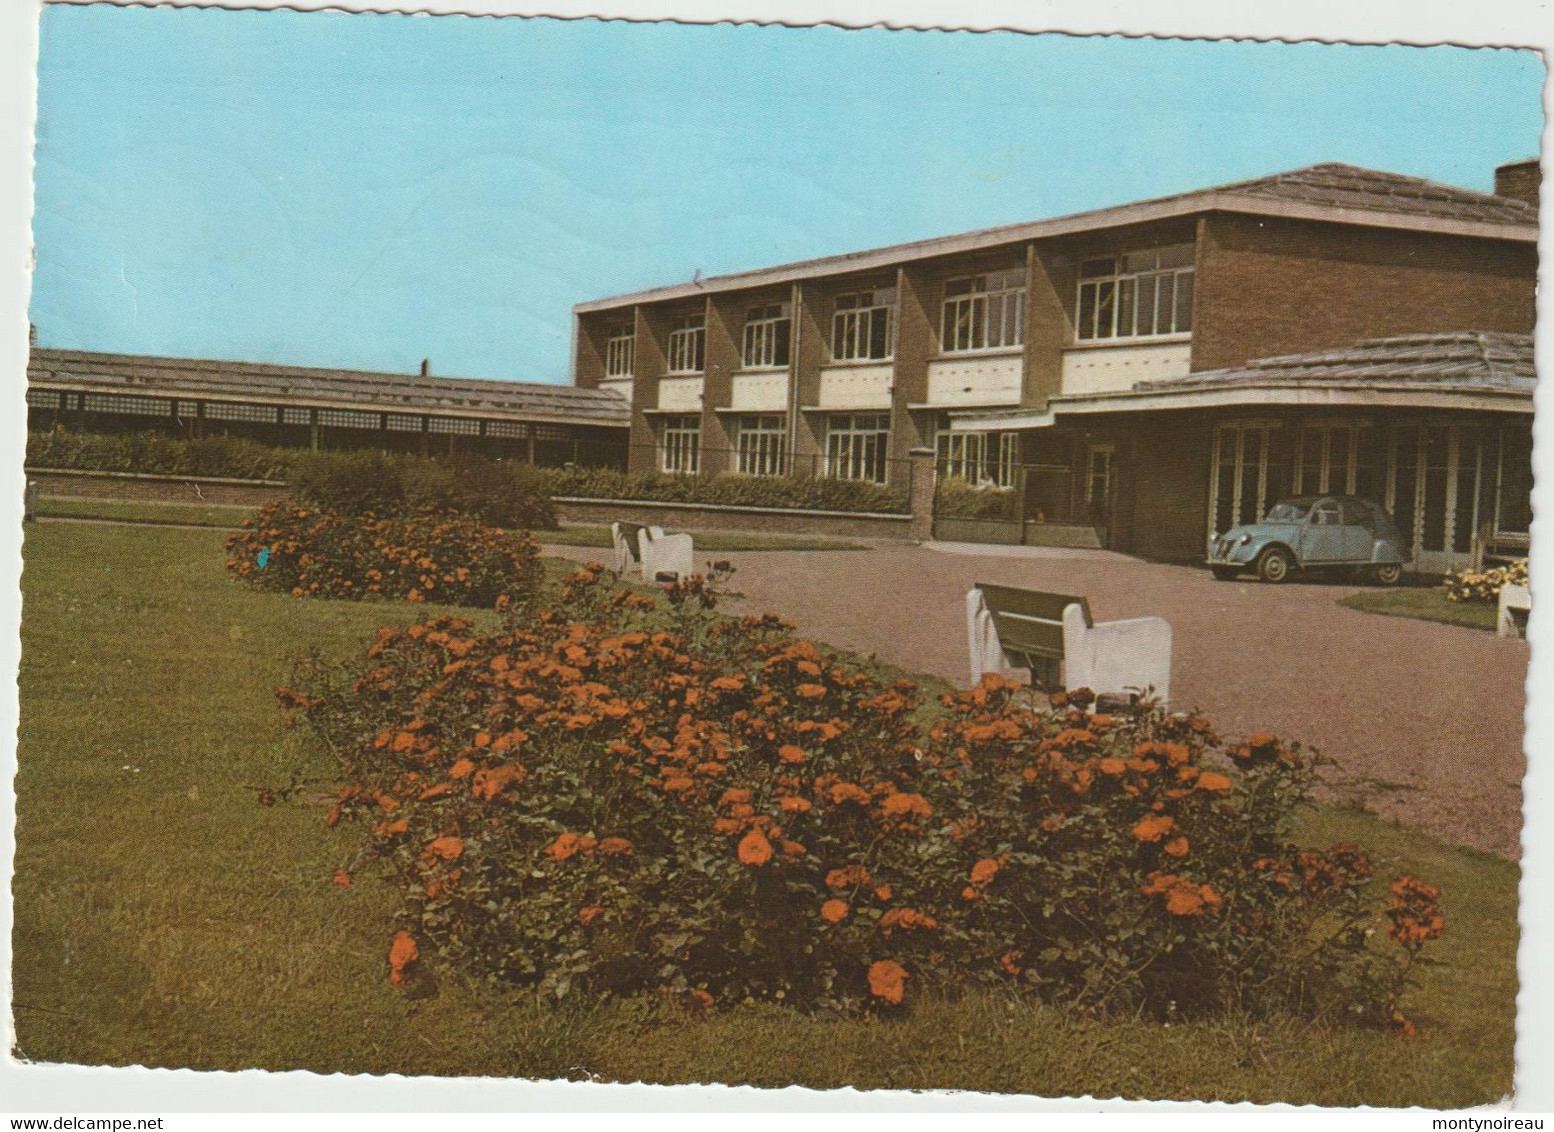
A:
<box><xmin>1207</xmin><ymin>495</ymin><xmax>1407</xmax><ymax>585</ymax></box>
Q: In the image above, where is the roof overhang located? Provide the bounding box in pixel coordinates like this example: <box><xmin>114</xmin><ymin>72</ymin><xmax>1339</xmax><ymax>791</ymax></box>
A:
<box><xmin>574</xmin><ymin>192</ymin><xmax>1537</xmax><ymax>314</ymax></box>
<box><xmin>950</xmin><ymin>381</ymin><xmax>1534</xmax><ymax>431</ymax></box>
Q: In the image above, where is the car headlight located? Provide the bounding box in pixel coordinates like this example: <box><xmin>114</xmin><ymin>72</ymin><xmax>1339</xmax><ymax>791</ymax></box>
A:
<box><xmin>1238</xmin><ymin>534</ymin><xmax>1251</xmax><ymax>545</ymax></box>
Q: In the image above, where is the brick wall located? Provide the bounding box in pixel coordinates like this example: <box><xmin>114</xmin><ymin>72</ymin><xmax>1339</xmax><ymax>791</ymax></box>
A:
<box><xmin>553</xmin><ymin>497</ymin><xmax>914</xmax><ymax>540</ymax></box>
<box><xmin>1191</xmin><ymin>213</ymin><xmax>1537</xmax><ymax>372</ymax></box>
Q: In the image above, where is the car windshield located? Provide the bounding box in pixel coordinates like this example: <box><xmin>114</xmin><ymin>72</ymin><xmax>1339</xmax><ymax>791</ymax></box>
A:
<box><xmin>1263</xmin><ymin>499</ymin><xmax>1315</xmax><ymax>522</ymax></box>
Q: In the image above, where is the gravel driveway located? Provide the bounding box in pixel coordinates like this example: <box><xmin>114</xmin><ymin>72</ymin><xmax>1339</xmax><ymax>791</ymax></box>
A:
<box><xmin>547</xmin><ymin>539</ymin><xmax>1528</xmax><ymax>857</ymax></box>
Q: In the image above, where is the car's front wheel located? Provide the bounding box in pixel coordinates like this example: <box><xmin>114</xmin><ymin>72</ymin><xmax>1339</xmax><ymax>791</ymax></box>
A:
<box><xmin>1373</xmin><ymin>563</ymin><xmax>1403</xmax><ymax>586</ymax></box>
<box><xmin>1256</xmin><ymin>546</ymin><xmax>1294</xmax><ymax>584</ymax></box>
<box><xmin>1210</xmin><ymin>565</ymin><xmax>1239</xmax><ymax>581</ymax></box>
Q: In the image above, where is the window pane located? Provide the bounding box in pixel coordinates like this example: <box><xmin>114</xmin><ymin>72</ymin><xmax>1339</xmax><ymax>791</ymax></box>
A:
<box><xmin>1095</xmin><ymin>281</ymin><xmax>1115</xmax><ymax>339</ymax></box>
<box><xmin>1175</xmin><ymin>272</ymin><xmax>1195</xmax><ymax>333</ymax></box>
<box><xmin>1078</xmin><ymin>283</ymin><xmax>1097</xmax><ymax>340</ymax></box>
<box><xmin>1135</xmin><ymin>275</ymin><xmax>1156</xmax><ymax>337</ymax></box>
<box><xmin>1117</xmin><ymin>277</ymin><xmax>1136</xmax><ymax>338</ymax></box>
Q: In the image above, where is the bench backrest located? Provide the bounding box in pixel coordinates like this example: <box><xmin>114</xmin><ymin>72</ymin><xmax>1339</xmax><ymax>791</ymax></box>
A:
<box><xmin>615</xmin><ymin>521</ymin><xmax>648</xmax><ymax>562</ymax></box>
<box><xmin>974</xmin><ymin>582</ymin><xmax>1092</xmax><ymax>662</ymax></box>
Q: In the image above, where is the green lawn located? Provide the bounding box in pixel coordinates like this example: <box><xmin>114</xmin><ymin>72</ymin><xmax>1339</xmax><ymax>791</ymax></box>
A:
<box><xmin>1340</xmin><ymin>586</ymin><xmax>1499</xmax><ymax>632</ymax></box>
<box><xmin>545</xmin><ymin>524</ymin><xmax>868</xmax><ymax>552</ymax></box>
<box><xmin>13</xmin><ymin>523</ymin><xmax>1517</xmax><ymax>1104</ymax></box>
<box><xmin>30</xmin><ymin>499</ymin><xmax>867</xmax><ymax>552</ymax></box>
<box><xmin>33</xmin><ymin>496</ymin><xmax>257</xmax><ymax>529</ymax></box>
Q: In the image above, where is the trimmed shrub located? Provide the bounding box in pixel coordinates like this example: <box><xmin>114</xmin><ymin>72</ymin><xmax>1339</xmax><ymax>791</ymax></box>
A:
<box><xmin>280</xmin><ymin>565</ymin><xmax>1439</xmax><ymax>1030</ymax></box>
<box><xmin>26</xmin><ymin>428</ymin><xmax>291</xmax><ymax>481</ymax></box>
<box><xmin>225</xmin><ymin>503</ymin><xmax>543</xmax><ymax>608</ymax></box>
<box><xmin>933</xmin><ymin>477</ymin><xmax>1022</xmax><ymax>521</ymax></box>
<box><xmin>540</xmin><ymin>466</ymin><xmax>910</xmax><ymax>515</ymax></box>
<box><xmin>288</xmin><ymin>450</ymin><xmax>556</xmax><ymax>531</ymax></box>
<box><xmin>1444</xmin><ymin>559</ymin><xmax>1528</xmax><ymax>603</ymax></box>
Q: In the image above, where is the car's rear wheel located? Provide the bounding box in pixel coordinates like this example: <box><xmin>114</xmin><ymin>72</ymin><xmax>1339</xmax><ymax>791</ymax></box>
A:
<box><xmin>1210</xmin><ymin>565</ymin><xmax>1239</xmax><ymax>581</ymax></box>
<box><xmin>1373</xmin><ymin>563</ymin><xmax>1403</xmax><ymax>586</ymax></box>
<box><xmin>1256</xmin><ymin>546</ymin><xmax>1293</xmax><ymax>584</ymax></box>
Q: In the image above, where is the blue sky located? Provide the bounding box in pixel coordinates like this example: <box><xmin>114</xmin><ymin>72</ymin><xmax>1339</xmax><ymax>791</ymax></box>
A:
<box><xmin>29</xmin><ymin>5</ymin><xmax>1545</xmax><ymax>384</ymax></box>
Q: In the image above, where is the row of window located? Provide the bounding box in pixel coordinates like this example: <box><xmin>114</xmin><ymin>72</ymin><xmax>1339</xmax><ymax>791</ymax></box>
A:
<box><xmin>657</xmin><ymin>412</ymin><xmax>1022</xmax><ymax>491</ymax></box>
<box><xmin>601</xmin><ymin>246</ymin><xmax>1196</xmax><ymax>377</ymax></box>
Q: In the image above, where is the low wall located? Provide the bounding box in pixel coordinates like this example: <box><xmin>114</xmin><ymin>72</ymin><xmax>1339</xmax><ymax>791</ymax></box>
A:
<box><xmin>26</xmin><ymin>468</ymin><xmax>287</xmax><ymax>508</ymax></box>
<box><xmin>554</xmin><ymin>496</ymin><xmax>915</xmax><ymax>541</ymax></box>
<box><xmin>934</xmin><ymin>515</ymin><xmax>1104</xmax><ymax>549</ymax></box>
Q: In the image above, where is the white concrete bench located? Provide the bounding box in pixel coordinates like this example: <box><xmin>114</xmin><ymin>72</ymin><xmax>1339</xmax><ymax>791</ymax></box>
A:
<box><xmin>1498</xmin><ymin>582</ymin><xmax>1531</xmax><ymax>639</ymax></box>
<box><xmin>967</xmin><ymin>582</ymin><xmax>1173</xmax><ymax>706</ymax></box>
<box><xmin>609</xmin><ymin>521</ymin><xmax>662</xmax><ymax>577</ymax></box>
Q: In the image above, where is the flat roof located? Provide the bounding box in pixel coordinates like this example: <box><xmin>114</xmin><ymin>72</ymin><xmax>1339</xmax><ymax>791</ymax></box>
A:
<box><xmin>575</xmin><ymin>163</ymin><xmax>1538</xmax><ymax>314</ymax></box>
<box><xmin>27</xmin><ymin>348</ymin><xmax>631</xmax><ymax>430</ymax></box>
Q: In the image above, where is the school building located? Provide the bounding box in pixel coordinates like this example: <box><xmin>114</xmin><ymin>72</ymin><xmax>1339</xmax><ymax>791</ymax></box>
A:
<box><xmin>571</xmin><ymin>160</ymin><xmax>1538</xmax><ymax>568</ymax></box>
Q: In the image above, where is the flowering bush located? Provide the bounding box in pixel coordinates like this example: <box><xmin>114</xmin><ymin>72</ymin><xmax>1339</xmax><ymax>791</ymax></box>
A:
<box><xmin>1444</xmin><ymin>559</ymin><xmax>1528</xmax><ymax>603</ymax></box>
<box><xmin>280</xmin><ymin>565</ymin><xmax>1440</xmax><ymax>1029</ymax></box>
<box><xmin>226</xmin><ymin>502</ymin><xmax>542</xmax><ymax>608</ymax></box>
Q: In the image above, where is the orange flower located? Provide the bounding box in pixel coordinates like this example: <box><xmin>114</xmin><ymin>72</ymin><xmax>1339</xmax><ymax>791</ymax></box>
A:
<box><xmin>1097</xmin><ymin>757</ymin><xmax>1126</xmax><ymax>776</ymax></box>
<box><xmin>545</xmin><ymin>832</ymin><xmax>589</xmax><ymax>861</ymax></box>
<box><xmin>737</xmin><ymin>828</ymin><xmax>773</xmax><ymax>867</ymax></box>
<box><xmin>828</xmin><ymin>782</ymin><xmax>872</xmax><ymax>806</ymax></box>
<box><xmin>826</xmin><ymin>865</ymin><xmax>870</xmax><ymax>889</ymax></box>
<box><xmin>687</xmin><ymin>988</ymin><xmax>715</xmax><ymax>1010</ymax></box>
<box><xmin>797</xmin><ymin>683</ymin><xmax>827</xmax><ymax>699</ymax></box>
<box><xmin>332</xmin><ymin>869</ymin><xmax>352</xmax><ymax>887</ymax></box>
<box><xmin>424</xmin><ymin>835</ymin><xmax>464</xmax><ymax>862</ymax></box>
<box><xmin>875</xmin><ymin>885</ymin><xmax>893</xmax><ymax>902</ymax></box>
<box><xmin>1133</xmin><ymin>814</ymin><xmax>1177</xmax><ymax>843</ymax></box>
<box><xmin>778</xmin><ymin>744</ymin><xmax>807</xmax><ymax>764</ymax></box>
<box><xmin>1164</xmin><ymin>836</ymin><xmax>1190</xmax><ymax>858</ymax></box>
<box><xmin>779</xmin><ymin>795</ymin><xmax>812</xmax><ymax>814</ymax></box>
<box><xmin>378</xmin><ymin>818</ymin><xmax>409</xmax><ymax>836</ymax></box>
<box><xmin>867</xmin><ymin>959</ymin><xmax>908</xmax><ymax>1005</ymax></box>
<box><xmin>1195</xmin><ymin>771</ymin><xmax>1233</xmax><ymax>793</ymax></box>
<box><xmin>999</xmin><ymin>949</ymin><xmax>1024</xmax><ymax>976</ymax></box>
<box><xmin>969</xmin><ymin>858</ymin><xmax>1000</xmax><ymax>886</ymax></box>
<box><xmin>472</xmin><ymin>763</ymin><xmax>525</xmax><ymax>800</ymax></box>
<box><xmin>578</xmin><ymin>905</ymin><xmax>605</xmax><ymax>927</ymax></box>
<box><xmin>448</xmin><ymin>757</ymin><xmax>476</xmax><ymax>780</ymax></box>
<box><xmin>962</xmin><ymin>886</ymin><xmax>980</xmax><ymax>901</ymax></box>
<box><xmin>880</xmin><ymin>792</ymin><xmax>933</xmax><ymax>821</ymax></box>
<box><xmin>388</xmin><ymin>930</ymin><xmax>419</xmax><ymax>987</ymax></box>
<box><xmin>821</xmin><ymin>899</ymin><xmax>849</xmax><ymax>923</ymax></box>
<box><xmin>880</xmin><ymin>907</ymin><xmax>938</xmax><ymax>933</ymax></box>
<box><xmin>719</xmin><ymin>787</ymin><xmax>752</xmax><ymax>808</ymax></box>
<box><xmin>598</xmin><ymin>836</ymin><xmax>633</xmax><ymax>857</ymax></box>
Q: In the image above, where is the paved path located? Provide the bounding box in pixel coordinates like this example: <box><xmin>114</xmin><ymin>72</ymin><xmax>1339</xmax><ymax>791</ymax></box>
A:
<box><xmin>556</xmin><ymin>540</ymin><xmax>1524</xmax><ymax>858</ymax></box>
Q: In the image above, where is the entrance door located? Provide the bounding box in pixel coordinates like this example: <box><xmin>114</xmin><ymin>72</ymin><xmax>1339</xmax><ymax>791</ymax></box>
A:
<box><xmin>1387</xmin><ymin>422</ymin><xmax>1485</xmax><ymax>573</ymax></box>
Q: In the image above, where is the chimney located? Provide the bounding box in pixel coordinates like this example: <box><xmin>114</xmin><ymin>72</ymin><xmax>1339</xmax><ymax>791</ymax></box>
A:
<box><xmin>420</xmin><ymin>358</ymin><xmax>431</xmax><ymax>376</ymax></box>
<box><xmin>1494</xmin><ymin>159</ymin><xmax>1540</xmax><ymax>211</ymax></box>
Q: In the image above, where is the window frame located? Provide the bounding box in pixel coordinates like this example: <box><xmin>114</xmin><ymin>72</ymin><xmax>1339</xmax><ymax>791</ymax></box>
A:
<box><xmin>660</xmin><ymin>413</ymin><xmax>701</xmax><ymax>475</ymax></box>
<box><xmin>940</xmin><ymin>268</ymin><xmax>1027</xmax><ymax>354</ymax></box>
<box><xmin>666</xmin><ymin>313</ymin><xmax>707</xmax><ymax>376</ymax></box>
<box><xmin>740</xmin><ymin>303</ymin><xmax>792</xmax><ymax>370</ymax></box>
<box><xmin>734</xmin><ymin>413</ymin><xmax>788</xmax><ymax>477</ymax></box>
<box><xmin>604</xmin><ymin>325</ymin><xmax>636</xmax><ymax>378</ymax></box>
<box><xmin>1075</xmin><ymin>245</ymin><xmax>1196</xmax><ymax>343</ymax></box>
<box><xmin>831</xmin><ymin>288</ymin><xmax>896</xmax><ymax>362</ymax></box>
<box><xmin>824</xmin><ymin>412</ymin><xmax>891</xmax><ymax>485</ymax></box>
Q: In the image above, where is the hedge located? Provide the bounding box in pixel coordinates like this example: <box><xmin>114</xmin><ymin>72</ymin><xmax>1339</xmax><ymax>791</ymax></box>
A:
<box><xmin>539</xmin><ymin>466</ymin><xmax>910</xmax><ymax>515</ymax></box>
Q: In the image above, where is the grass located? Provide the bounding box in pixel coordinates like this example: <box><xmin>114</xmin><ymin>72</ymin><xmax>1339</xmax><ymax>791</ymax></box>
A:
<box><xmin>33</xmin><ymin>496</ymin><xmax>258</xmax><ymax>529</ymax></box>
<box><xmin>30</xmin><ymin>499</ymin><xmax>868</xmax><ymax>552</ymax></box>
<box><xmin>13</xmin><ymin>523</ymin><xmax>1517</xmax><ymax>1104</ymax></box>
<box><xmin>544</xmin><ymin>524</ymin><xmax>867</xmax><ymax>552</ymax></box>
<box><xmin>1339</xmin><ymin>586</ymin><xmax>1499</xmax><ymax>632</ymax></box>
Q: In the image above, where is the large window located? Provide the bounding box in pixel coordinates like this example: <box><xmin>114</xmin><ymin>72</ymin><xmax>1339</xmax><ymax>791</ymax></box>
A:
<box><xmin>741</xmin><ymin>303</ymin><xmax>792</xmax><ymax>369</ymax></box>
<box><xmin>825</xmin><ymin>413</ymin><xmax>891</xmax><ymax>484</ymax></box>
<box><xmin>660</xmin><ymin>414</ymin><xmax>701</xmax><ymax>474</ymax></box>
<box><xmin>1077</xmin><ymin>244</ymin><xmax>1195</xmax><ymax>341</ymax></box>
<box><xmin>832</xmin><ymin>287</ymin><xmax>895</xmax><ymax>361</ymax></box>
<box><xmin>934</xmin><ymin>422</ymin><xmax>1019</xmax><ymax>488</ymax></box>
<box><xmin>941</xmin><ymin>269</ymin><xmax>1026</xmax><ymax>353</ymax></box>
<box><xmin>667</xmin><ymin>313</ymin><xmax>706</xmax><ymax>375</ymax></box>
<box><xmin>1294</xmin><ymin>422</ymin><xmax>1373</xmax><ymax>498</ymax></box>
<box><xmin>735</xmin><ymin>414</ymin><xmax>787</xmax><ymax>477</ymax></box>
<box><xmin>1208</xmin><ymin>422</ymin><xmax>1287</xmax><ymax>541</ymax></box>
<box><xmin>605</xmin><ymin>326</ymin><xmax>635</xmax><ymax>378</ymax></box>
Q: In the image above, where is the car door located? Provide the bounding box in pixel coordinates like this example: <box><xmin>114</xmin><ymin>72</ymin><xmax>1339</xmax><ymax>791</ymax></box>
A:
<box><xmin>1299</xmin><ymin>498</ymin><xmax>1345</xmax><ymax>563</ymax></box>
<box><xmin>1339</xmin><ymin>500</ymin><xmax>1377</xmax><ymax>562</ymax></box>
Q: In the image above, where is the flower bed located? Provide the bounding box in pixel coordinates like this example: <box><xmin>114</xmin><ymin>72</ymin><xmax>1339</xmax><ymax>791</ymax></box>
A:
<box><xmin>1444</xmin><ymin>559</ymin><xmax>1528</xmax><ymax>603</ymax></box>
<box><xmin>226</xmin><ymin>502</ymin><xmax>542</xmax><ymax>607</ymax></box>
<box><xmin>280</xmin><ymin>566</ymin><xmax>1441</xmax><ymax>1030</ymax></box>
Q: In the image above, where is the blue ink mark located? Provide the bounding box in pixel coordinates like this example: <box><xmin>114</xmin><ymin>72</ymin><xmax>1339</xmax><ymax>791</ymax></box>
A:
<box><xmin>257</xmin><ymin>548</ymin><xmax>271</xmax><ymax>570</ymax></box>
